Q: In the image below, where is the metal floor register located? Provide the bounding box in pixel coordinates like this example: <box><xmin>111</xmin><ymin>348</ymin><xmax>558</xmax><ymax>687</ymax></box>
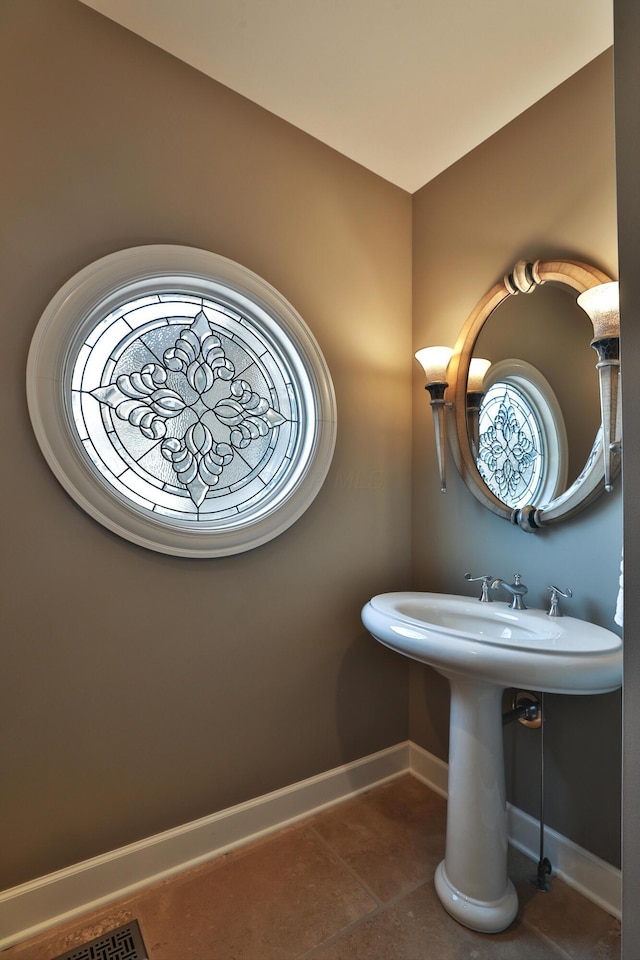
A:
<box><xmin>51</xmin><ymin>921</ymin><xmax>148</xmax><ymax>960</ymax></box>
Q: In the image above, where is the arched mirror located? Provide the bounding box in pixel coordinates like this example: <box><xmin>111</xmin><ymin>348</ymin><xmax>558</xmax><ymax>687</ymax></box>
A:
<box><xmin>445</xmin><ymin>259</ymin><xmax>621</xmax><ymax>531</ymax></box>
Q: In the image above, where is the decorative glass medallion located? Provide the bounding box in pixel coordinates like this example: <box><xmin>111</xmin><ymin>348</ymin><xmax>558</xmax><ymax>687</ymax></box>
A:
<box><xmin>28</xmin><ymin>246</ymin><xmax>337</xmax><ymax>556</ymax></box>
<box><xmin>477</xmin><ymin>382</ymin><xmax>544</xmax><ymax>509</ymax></box>
<box><xmin>73</xmin><ymin>295</ymin><xmax>297</xmax><ymax>522</ymax></box>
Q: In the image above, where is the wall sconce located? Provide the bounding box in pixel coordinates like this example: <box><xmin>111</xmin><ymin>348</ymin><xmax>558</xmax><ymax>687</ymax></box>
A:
<box><xmin>576</xmin><ymin>281</ymin><xmax>621</xmax><ymax>492</ymax></box>
<box><xmin>415</xmin><ymin>347</ymin><xmax>491</xmax><ymax>492</ymax></box>
<box><xmin>415</xmin><ymin>346</ymin><xmax>452</xmax><ymax>492</ymax></box>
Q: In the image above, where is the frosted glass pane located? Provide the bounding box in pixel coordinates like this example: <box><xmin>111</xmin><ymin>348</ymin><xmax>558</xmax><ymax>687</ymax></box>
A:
<box><xmin>82</xmin><ymin>318</ymin><xmax>131</xmax><ymax>388</ymax></box>
<box><xmin>201</xmin><ymin>475</ymin><xmax>266</xmax><ymax>511</ymax></box>
<box><xmin>71</xmin><ymin>391</ymin><xmax>88</xmax><ymax>440</ymax></box>
<box><xmin>83</xmin><ymin>439</ymin><xmax>132</xmax><ymax>492</ymax></box>
<box><xmin>72</xmin><ymin>345</ymin><xmax>91</xmax><ymax>391</ymax></box>
<box><xmin>234</xmin><ymin>318</ymin><xmax>271</xmax><ymax>357</ymax></box>
<box><xmin>125</xmin><ymin>301</ymin><xmax>200</xmax><ymax>330</ymax></box>
<box><xmin>81</xmin><ymin>396</ymin><xmax>127</xmax><ymax>477</ymax></box>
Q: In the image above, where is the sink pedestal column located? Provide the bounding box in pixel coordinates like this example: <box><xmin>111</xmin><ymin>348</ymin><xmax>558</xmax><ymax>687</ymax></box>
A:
<box><xmin>434</xmin><ymin>675</ymin><xmax>518</xmax><ymax>933</ymax></box>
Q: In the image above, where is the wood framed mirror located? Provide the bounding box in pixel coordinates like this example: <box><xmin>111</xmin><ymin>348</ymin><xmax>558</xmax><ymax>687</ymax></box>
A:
<box><xmin>446</xmin><ymin>259</ymin><xmax>620</xmax><ymax>531</ymax></box>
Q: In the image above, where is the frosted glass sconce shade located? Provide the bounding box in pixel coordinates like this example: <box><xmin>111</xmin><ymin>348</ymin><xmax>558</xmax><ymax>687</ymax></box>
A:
<box><xmin>577</xmin><ymin>282</ymin><xmax>620</xmax><ymax>341</ymax></box>
<box><xmin>577</xmin><ymin>282</ymin><xmax>621</xmax><ymax>493</ymax></box>
<box><xmin>415</xmin><ymin>346</ymin><xmax>453</xmax><ymax>384</ymax></box>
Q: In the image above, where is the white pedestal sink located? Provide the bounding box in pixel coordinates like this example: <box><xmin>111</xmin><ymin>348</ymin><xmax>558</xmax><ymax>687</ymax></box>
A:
<box><xmin>361</xmin><ymin>592</ymin><xmax>622</xmax><ymax>934</ymax></box>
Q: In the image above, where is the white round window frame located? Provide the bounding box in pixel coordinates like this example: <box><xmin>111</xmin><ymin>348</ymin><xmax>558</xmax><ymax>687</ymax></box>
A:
<box><xmin>27</xmin><ymin>245</ymin><xmax>337</xmax><ymax>557</ymax></box>
<box><xmin>479</xmin><ymin>358</ymin><xmax>569</xmax><ymax>510</ymax></box>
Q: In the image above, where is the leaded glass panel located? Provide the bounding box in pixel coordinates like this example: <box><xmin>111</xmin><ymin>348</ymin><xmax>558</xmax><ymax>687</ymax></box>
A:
<box><xmin>70</xmin><ymin>295</ymin><xmax>300</xmax><ymax>524</ymax></box>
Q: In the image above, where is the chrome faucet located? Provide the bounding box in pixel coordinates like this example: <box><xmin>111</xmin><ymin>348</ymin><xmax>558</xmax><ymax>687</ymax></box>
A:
<box><xmin>464</xmin><ymin>572</ymin><xmax>493</xmax><ymax>602</ymax></box>
<box><xmin>491</xmin><ymin>573</ymin><xmax>528</xmax><ymax>610</ymax></box>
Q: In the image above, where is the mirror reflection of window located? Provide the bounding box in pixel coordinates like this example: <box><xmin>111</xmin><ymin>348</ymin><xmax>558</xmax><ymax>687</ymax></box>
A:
<box><xmin>477</xmin><ymin>381</ymin><xmax>544</xmax><ymax>509</ymax></box>
<box><xmin>475</xmin><ymin>360</ymin><xmax>568</xmax><ymax>511</ymax></box>
<box><xmin>448</xmin><ymin>260</ymin><xmax>618</xmax><ymax>530</ymax></box>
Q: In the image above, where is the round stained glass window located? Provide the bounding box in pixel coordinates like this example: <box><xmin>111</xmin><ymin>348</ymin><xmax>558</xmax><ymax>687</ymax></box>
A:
<box><xmin>27</xmin><ymin>246</ymin><xmax>337</xmax><ymax>556</ymax></box>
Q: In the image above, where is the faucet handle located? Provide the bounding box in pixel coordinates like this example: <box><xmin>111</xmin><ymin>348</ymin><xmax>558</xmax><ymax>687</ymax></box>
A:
<box><xmin>464</xmin><ymin>572</ymin><xmax>493</xmax><ymax>602</ymax></box>
<box><xmin>547</xmin><ymin>585</ymin><xmax>573</xmax><ymax>617</ymax></box>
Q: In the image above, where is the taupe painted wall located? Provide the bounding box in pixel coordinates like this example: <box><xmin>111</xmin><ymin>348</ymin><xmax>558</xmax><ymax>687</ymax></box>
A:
<box><xmin>614</xmin><ymin>0</ymin><xmax>640</xmax><ymax>955</ymax></box>
<box><xmin>411</xmin><ymin>51</ymin><xmax>622</xmax><ymax>866</ymax></box>
<box><xmin>0</xmin><ymin>0</ymin><xmax>412</xmax><ymax>889</ymax></box>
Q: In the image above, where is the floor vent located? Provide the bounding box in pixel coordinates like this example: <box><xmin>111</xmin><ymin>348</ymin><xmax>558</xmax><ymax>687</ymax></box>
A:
<box><xmin>51</xmin><ymin>921</ymin><xmax>148</xmax><ymax>960</ymax></box>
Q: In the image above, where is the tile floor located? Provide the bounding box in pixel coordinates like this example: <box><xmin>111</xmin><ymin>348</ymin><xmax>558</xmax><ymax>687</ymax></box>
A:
<box><xmin>5</xmin><ymin>776</ymin><xmax>620</xmax><ymax>960</ymax></box>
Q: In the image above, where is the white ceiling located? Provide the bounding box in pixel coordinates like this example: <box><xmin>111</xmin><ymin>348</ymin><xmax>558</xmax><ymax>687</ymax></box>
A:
<box><xmin>79</xmin><ymin>0</ymin><xmax>612</xmax><ymax>193</ymax></box>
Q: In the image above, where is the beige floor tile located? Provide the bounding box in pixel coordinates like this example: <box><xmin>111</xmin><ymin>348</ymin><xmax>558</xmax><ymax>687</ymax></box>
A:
<box><xmin>133</xmin><ymin>825</ymin><xmax>376</xmax><ymax>960</ymax></box>
<box><xmin>308</xmin><ymin>883</ymin><xmax>564</xmax><ymax>960</ymax></box>
<box><xmin>312</xmin><ymin>775</ymin><xmax>447</xmax><ymax>903</ymax></box>
<box><xmin>3</xmin><ymin>778</ymin><xmax>619</xmax><ymax>960</ymax></box>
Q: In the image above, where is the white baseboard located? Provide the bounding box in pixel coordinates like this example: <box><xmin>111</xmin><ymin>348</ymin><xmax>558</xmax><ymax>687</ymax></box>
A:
<box><xmin>0</xmin><ymin>743</ymin><xmax>410</xmax><ymax>951</ymax></box>
<box><xmin>408</xmin><ymin>740</ymin><xmax>449</xmax><ymax>797</ymax></box>
<box><xmin>507</xmin><ymin>803</ymin><xmax>621</xmax><ymax>920</ymax></box>
<box><xmin>0</xmin><ymin>740</ymin><xmax>621</xmax><ymax>950</ymax></box>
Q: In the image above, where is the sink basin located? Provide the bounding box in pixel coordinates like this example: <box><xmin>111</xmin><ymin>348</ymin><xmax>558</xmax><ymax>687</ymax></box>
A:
<box><xmin>361</xmin><ymin>591</ymin><xmax>622</xmax><ymax>934</ymax></box>
<box><xmin>362</xmin><ymin>592</ymin><xmax>622</xmax><ymax>694</ymax></box>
